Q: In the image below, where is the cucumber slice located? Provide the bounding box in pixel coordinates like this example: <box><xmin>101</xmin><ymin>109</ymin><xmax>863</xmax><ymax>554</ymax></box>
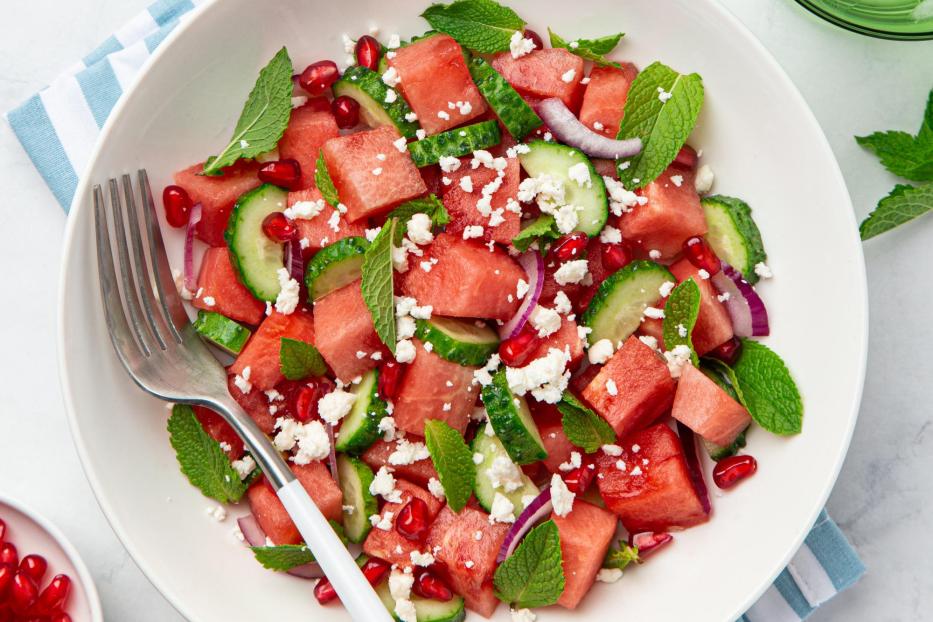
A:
<box><xmin>224</xmin><ymin>184</ymin><xmax>289</xmax><ymax>302</ymax></box>
<box><xmin>480</xmin><ymin>371</ymin><xmax>548</xmax><ymax>465</ymax></box>
<box><xmin>304</xmin><ymin>236</ymin><xmax>369</xmax><ymax>301</ymax></box>
<box><xmin>407</xmin><ymin>120</ymin><xmax>501</xmax><ymax>167</ymax></box>
<box><xmin>467</xmin><ymin>56</ymin><xmax>542</xmax><ymax>140</ymax></box>
<box><xmin>414</xmin><ymin>317</ymin><xmax>499</xmax><ymax>366</ymax></box>
<box><xmin>335</xmin><ymin>370</ymin><xmax>390</xmax><ymax>453</ymax></box>
<box><xmin>333</xmin><ymin>66</ymin><xmax>420</xmax><ymax>139</ymax></box>
<box><xmin>518</xmin><ymin>141</ymin><xmax>608</xmax><ymax>236</ymax></box>
<box><xmin>701</xmin><ymin>195</ymin><xmax>767</xmax><ymax>284</ymax></box>
<box><xmin>471</xmin><ymin>431</ymin><xmax>541</xmax><ymax>517</ymax></box>
<box><xmin>337</xmin><ymin>455</ymin><xmax>377</xmax><ymax>543</ymax></box>
<box><xmin>192</xmin><ymin>310</ymin><xmax>252</xmax><ymax>354</ymax></box>
<box><xmin>376</xmin><ymin>580</ymin><xmax>466</xmax><ymax>622</ymax></box>
<box><xmin>581</xmin><ymin>260</ymin><xmax>674</xmax><ymax>346</ymax></box>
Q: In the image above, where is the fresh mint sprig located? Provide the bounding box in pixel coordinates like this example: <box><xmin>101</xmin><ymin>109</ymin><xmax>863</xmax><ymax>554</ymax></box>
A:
<box><xmin>729</xmin><ymin>339</ymin><xmax>803</xmax><ymax>436</ymax></box>
<box><xmin>250</xmin><ymin>544</ymin><xmax>314</xmax><ymax>571</ymax></box>
<box><xmin>558</xmin><ymin>392</ymin><xmax>616</xmax><ymax>453</ymax></box>
<box><xmin>662</xmin><ymin>278</ymin><xmax>701</xmax><ymax>365</ymax></box>
<box><xmin>512</xmin><ymin>214</ymin><xmax>559</xmax><ymax>252</ymax></box>
<box><xmin>494</xmin><ymin>520</ymin><xmax>565</xmax><ymax>608</ymax></box>
<box><xmin>361</xmin><ymin>218</ymin><xmax>399</xmax><ymax>353</ymax></box>
<box><xmin>548</xmin><ymin>29</ymin><xmax>624</xmax><ymax>67</ymax></box>
<box><xmin>280</xmin><ymin>337</ymin><xmax>327</xmax><ymax>380</ymax></box>
<box><xmin>315</xmin><ymin>152</ymin><xmax>341</xmax><ymax>208</ymax></box>
<box><xmin>421</xmin><ymin>0</ymin><xmax>526</xmax><ymax>53</ymax></box>
<box><xmin>603</xmin><ymin>540</ymin><xmax>640</xmax><ymax>570</ymax></box>
<box><xmin>388</xmin><ymin>194</ymin><xmax>451</xmax><ymax>238</ymax></box>
<box><xmin>167</xmin><ymin>404</ymin><xmax>248</xmax><ymax>503</ymax></box>
<box><xmin>424</xmin><ymin>420</ymin><xmax>475</xmax><ymax>512</ymax></box>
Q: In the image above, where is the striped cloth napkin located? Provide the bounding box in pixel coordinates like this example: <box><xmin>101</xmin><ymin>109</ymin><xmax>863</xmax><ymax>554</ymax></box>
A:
<box><xmin>4</xmin><ymin>1</ymin><xmax>865</xmax><ymax>619</ymax></box>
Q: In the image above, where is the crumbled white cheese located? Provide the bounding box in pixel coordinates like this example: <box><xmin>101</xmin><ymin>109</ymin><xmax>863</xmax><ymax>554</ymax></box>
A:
<box><xmin>462</xmin><ymin>225</ymin><xmax>484</xmax><ymax>240</ymax></box>
<box><xmin>606</xmin><ymin>379</ymin><xmax>619</xmax><ymax>396</ymax></box>
<box><xmin>643</xmin><ymin>306</ymin><xmax>665</xmax><ymax>320</ymax></box>
<box><xmin>378</xmin><ymin>416</ymin><xmax>398</xmax><ymax>442</ymax></box>
<box><xmin>509</xmin><ymin>30</ymin><xmax>536</xmax><ymax>58</ymax></box>
<box><xmin>529</xmin><ymin>305</ymin><xmax>561</xmax><ymax>338</ymax></box>
<box><xmin>395</xmin><ymin>339</ymin><xmax>417</xmax><ymax>364</ymax></box>
<box><xmin>554</xmin><ymin>259</ymin><xmax>589</xmax><ymax>285</ymax></box>
<box><xmin>201</xmin><ymin>296</ymin><xmax>216</xmax><ymax>307</ymax></box>
<box><xmin>659</xmin><ymin>281</ymin><xmax>677</xmax><ymax>298</ymax></box>
<box><xmin>603</xmin><ymin>176</ymin><xmax>646</xmax><ymax>216</ymax></box>
<box><xmin>552</xmin><ymin>203</ymin><xmax>582</xmax><ymax>234</ymax></box>
<box><xmin>694</xmin><ymin>164</ymin><xmax>715</xmax><ymax>194</ymax></box>
<box><xmin>231</xmin><ymin>455</ymin><xmax>256</xmax><ymax>480</ymax></box>
<box><xmin>318</xmin><ymin>389</ymin><xmax>357</xmax><ymax>425</ymax></box>
<box><xmin>511</xmin><ymin>608</ymin><xmax>537</xmax><ymax>622</ymax></box>
<box><xmin>657</xmin><ymin>86</ymin><xmax>673</xmax><ymax>103</ymax></box>
<box><xmin>588</xmin><ymin>338</ymin><xmax>615</xmax><ymax>365</ymax></box>
<box><xmin>389</xmin><ymin>438</ymin><xmax>431</xmax><ymax>465</ymax></box>
<box><xmin>387</xmin><ymin>34</ymin><xmax>402</xmax><ymax>49</ymax></box>
<box><xmin>597</xmin><ymin>568</ymin><xmax>624</xmax><ymax>583</ymax></box>
<box><xmin>284</xmin><ymin>199</ymin><xmax>325</xmax><ymax>221</ymax></box>
<box><xmin>602</xmin><ymin>444</ymin><xmax>623</xmax><ymax>457</ymax></box>
<box><xmin>664</xmin><ymin>345</ymin><xmax>693</xmax><ymax>378</ymax></box>
<box><xmin>516</xmin><ymin>278</ymin><xmax>530</xmax><ymax>300</ymax></box>
<box><xmin>561</xmin><ymin>68</ymin><xmax>577</xmax><ymax>83</ymax></box>
<box><xmin>370</xmin><ymin>466</ymin><xmax>403</xmax><ymax>503</ymax></box>
<box><xmin>384</xmin><ymin>89</ymin><xmax>398</xmax><ymax>104</ymax></box>
<box><xmin>406</xmin><ymin>213</ymin><xmax>434</xmax><ymax>245</ymax></box>
<box><xmin>567</xmin><ymin>162</ymin><xmax>592</xmax><ymax>188</ymax></box>
<box><xmin>410</xmin><ymin>550</ymin><xmax>435</xmax><ymax>567</ymax></box>
<box><xmin>472</xmin><ymin>452</ymin><xmax>485</xmax><ymax>465</ymax></box>
<box><xmin>370</xmin><ymin>511</ymin><xmax>394</xmax><ymax>530</ymax></box>
<box><xmin>206</xmin><ymin>505</ymin><xmax>227</xmax><ymax>522</ymax></box>
<box><xmin>427</xmin><ymin>477</ymin><xmax>446</xmax><ymax>499</ymax></box>
<box><xmin>487</xmin><ymin>455</ymin><xmax>524</xmax><ymax>492</ymax></box>
<box><xmin>550</xmin><ymin>473</ymin><xmax>576</xmax><ymax>517</ymax></box>
<box><xmin>459</xmin><ymin>175</ymin><xmax>473</xmax><ymax>193</ymax></box>
<box><xmin>381</xmin><ymin>66</ymin><xmax>401</xmax><ymax>87</ymax></box>
<box><xmin>437</xmin><ymin>110</ymin><xmax>451</xmax><ymax>120</ymax></box>
<box><xmin>473</xmin><ymin>353</ymin><xmax>501</xmax><ymax>387</ymax></box>
<box><xmin>393</xmin><ymin>137</ymin><xmax>409</xmax><ymax>153</ymax></box>
<box><xmin>489</xmin><ymin>492</ymin><xmax>516</xmax><ymax>524</ymax></box>
<box><xmin>274</xmin><ymin>268</ymin><xmax>300</xmax><ymax>315</ymax></box>
<box><xmin>599</xmin><ymin>225</ymin><xmax>622</xmax><ymax>244</ymax></box>
<box><xmin>233</xmin><ymin>366</ymin><xmax>252</xmax><ymax>394</ymax></box>
<box><xmin>559</xmin><ymin>451</ymin><xmax>582</xmax><ymax>472</ymax></box>
<box><xmin>505</xmin><ymin>346</ymin><xmax>571</xmax><ymax>404</ymax></box>
<box><xmin>639</xmin><ymin>335</ymin><xmax>659</xmax><ymax>351</ymax></box>
<box><xmin>754</xmin><ymin>262</ymin><xmax>773</xmax><ymax>279</ymax></box>
<box><xmin>389</xmin><ymin>570</ymin><xmax>417</xmax><ymax>622</ymax></box>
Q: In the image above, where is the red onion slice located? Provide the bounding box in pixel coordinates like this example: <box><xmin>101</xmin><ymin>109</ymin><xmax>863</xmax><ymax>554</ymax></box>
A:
<box><xmin>237</xmin><ymin>514</ymin><xmax>324</xmax><ymax>579</ymax></box>
<box><xmin>710</xmin><ymin>264</ymin><xmax>770</xmax><ymax>337</ymax></box>
<box><xmin>286</xmin><ymin>241</ymin><xmax>305</xmax><ymax>282</ymax></box>
<box><xmin>676</xmin><ymin>422</ymin><xmax>711</xmax><ymax>515</ymax></box>
<box><xmin>536</xmin><ymin>98</ymin><xmax>642</xmax><ymax>159</ymax></box>
<box><xmin>499</xmin><ymin>251</ymin><xmax>544</xmax><ymax>339</ymax></box>
<box><xmin>496</xmin><ymin>488</ymin><xmax>552</xmax><ymax>564</ymax></box>
<box><xmin>287</xmin><ymin>562</ymin><xmax>324</xmax><ymax>579</ymax></box>
<box><xmin>183</xmin><ymin>203</ymin><xmax>203</xmax><ymax>292</ymax></box>
<box><xmin>326</xmin><ymin>424</ymin><xmax>339</xmax><ymax>484</ymax></box>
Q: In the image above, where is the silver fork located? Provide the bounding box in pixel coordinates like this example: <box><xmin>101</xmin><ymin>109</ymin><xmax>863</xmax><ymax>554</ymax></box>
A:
<box><xmin>93</xmin><ymin>170</ymin><xmax>391</xmax><ymax>622</ymax></box>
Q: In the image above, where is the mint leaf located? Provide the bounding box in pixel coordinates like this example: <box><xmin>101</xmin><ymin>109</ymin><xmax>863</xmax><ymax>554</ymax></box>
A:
<box><xmin>203</xmin><ymin>48</ymin><xmax>293</xmax><ymax>175</ymax></box>
<box><xmin>859</xmin><ymin>183</ymin><xmax>933</xmax><ymax>240</ymax></box>
<box><xmin>315</xmin><ymin>152</ymin><xmax>341</xmax><ymax>207</ymax></box>
<box><xmin>494</xmin><ymin>519</ymin><xmax>565</xmax><ymax>608</ymax></box>
<box><xmin>557</xmin><ymin>392</ymin><xmax>615</xmax><ymax>453</ymax></box>
<box><xmin>424</xmin><ymin>420</ymin><xmax>475</xmax><ymax>512</ymax></box>
<box><xmin>603</xmin><ymin>540</ymin><xmax>639</xmax><ymax>570</ymax></box>
<box><xmin>855</xmin><ymin>88</ymin><xmax>933</xmax><ymax>182</ymax></box>
<box><xmin>731</xmin><ymin>339</ymin><xmax>803</xmax><ymax>435</ymax></box>
<box><xmin>250</xmin><ymin>544</ymin><xmax>314</xmax><ymax>571</ymax></box>
<box><xmin>616</xmin><ymin>61</ymin><xmax>704</xmax><ymax>188</ymax></box>
<box><xmin>362</xmin><ymin>218</ymin><xmax>398</xmax><ymax>353</ymax></box>
<box><xmin>662</xmin><ymin>278</ymin><xmax>701</xmax><ymax>365</ymax></box>
<box><xmin>548</xmin><ymin>29</ymin><xmax>624</xmax><ymax>67</ymax></box>
<box><xmin>389</xmin><ymin>194</ymin><xmax>451</xmax><ymax>236</ymax></box>
<box><xmin>421</xmin><ymin>0</ymin><xmax>526</xmax><ymax>53</ymax></box>
<box><xmin>512</xmin><ymin>214</ymin><xmax>559</xmax><ymax>252</ymax></box>
<box><xmin>280</xmin><ymin>337</ymin><xmax>327</xmax><ymax>380</ymax></box>
<box><xmin>167</xmin><ymin>404</ymin><xmax>247</xmax><ymax>503</ymax></box>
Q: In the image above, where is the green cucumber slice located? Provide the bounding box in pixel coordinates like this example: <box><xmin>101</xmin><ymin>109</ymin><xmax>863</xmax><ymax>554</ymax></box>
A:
<box><xmin>581</xmin><ymin>260</ymin><xmax>674</xmax><ymax>346</ymax></box>
<box><xmin>336</xmin><ymin>454</ymin><xmax>377</xmax><ymax>543</ymax></box>
<box><xmin>304</xmin><ymin>236</ymin><xmax>369</xmax><ymax>301</ymax></box>
<box><xmin>224</xmin><ymin>184</ymin><xmax>289</xmax><ymax>302</ymax></box>
<box><xmin>471</xmin><ymin>430</ymin><xmax>541</xmax><ymax>517</ymax></box>
<box><xmin>376</xmin><ymin>580</ymin><xmax>466</xmax><ymax>622</ymax></box>
<box><xmin>414</xmin><ymin>317</ymin><xmax>499</xmax><ymax>366</ymax></box>
<box><xmin>333</xmin><ymin>66</ymin><xmax>420</xmax><ymax>139</ymax></box>
<box><xmin>334</xmin><ymin>369</ymin><xmax>389</xmax><ymax>453</ymax></box>
<box><xmin>407</xmin><ymin>120</ymin><xmax>501</xmax><ymax>167</ymax></box>
<box><xmin>480</xmin><ymin>371</ymin><xmax>548</xmax><ymax>465</ymax></box>
<box><xmin>701</xmin><ymin>195</ymin><xmax>767</xmax><ymax>284</ymax></box>
<box><xmin>467</xmin><ymin>56</ymin><xmax>542</xmax><ymax>140</ymax></box>
<box><xmin>518</xmin><ymin>140</ymin><xmax>608</xmax><ymax>236</ymax></box>
<box><xmin>192</xmin><ymin>311</ymin><xmax>251</xmax><ymax>354</ymax></box>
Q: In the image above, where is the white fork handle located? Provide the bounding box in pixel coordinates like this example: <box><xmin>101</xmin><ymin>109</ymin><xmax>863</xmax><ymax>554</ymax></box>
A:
<box><xmin>277</xmin><ymin>480</ymin><xmax>393</xmax><ymax>622</ymax></box>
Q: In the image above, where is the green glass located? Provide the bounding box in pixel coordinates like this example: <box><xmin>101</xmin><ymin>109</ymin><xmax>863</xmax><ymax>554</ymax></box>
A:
<box><xmin>795</xmin><ymin>0</ymin><xmax>933</xmax><ymax>39</ymax></box>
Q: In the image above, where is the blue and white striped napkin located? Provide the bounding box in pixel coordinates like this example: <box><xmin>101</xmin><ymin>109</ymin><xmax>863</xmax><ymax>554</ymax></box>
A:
<box><xmin>4</xmin><ymin>1</ymin><xmax>865</xmax><ymax>619</ymax></box>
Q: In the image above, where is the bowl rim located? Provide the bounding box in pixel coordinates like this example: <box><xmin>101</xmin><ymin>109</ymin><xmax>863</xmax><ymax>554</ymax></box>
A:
<box><xmin>55</xmin><ymin>0</ymin><xmax>869</xmax><ymax>620</ymax></box>
<box><xmin>794</xmin><ymin>0</ymin><xmax>933</xmax><ymax>40</ymax></box>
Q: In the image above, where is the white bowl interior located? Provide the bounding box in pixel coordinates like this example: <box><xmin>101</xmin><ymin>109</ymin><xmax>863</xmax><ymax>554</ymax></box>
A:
<box><xmin>58</xmin><ymin>0</ymin><xmax>867</xmax><ymax>620</ymax></box>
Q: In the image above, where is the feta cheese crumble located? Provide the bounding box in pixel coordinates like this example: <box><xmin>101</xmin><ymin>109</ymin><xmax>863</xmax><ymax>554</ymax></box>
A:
<box><xmin>529</xmin><ymin>305</ymin><xmax>561</xmax><ymax>338</ymax></box>
<box><xmin>588</xmin><ymin>338</ymin><xmax>614</xmax><ymax>365</ymax></box>
<box><xmin>550</xmin><ymin>473</ymin><xmax>576</xmax><ymax>517</ymax></box>
<box><xmin>755</xmin><ymin>262</ymin><xmax>773</xmax><ymax>279</ymax></box>
<box><xmin>489</xmin><ymin>492</ymin><xmax>516</xmax><ymax>524</ymax></box>
<box><xmin>509</xmin><ymin>30</ymin><xmax>536</xmax><ymax>58</ymax></box>
<box><xmin>553</xmin><ymin>259</ymin><xmax>589</xmax><ymax>285</ymax></box>
<box><xmin>317</xmin><ymin>388</ymin><xmax>356</xmax><ymax>425</ymax></box>
<box><xmin>274</xmin><ymin>268</ymin><xmax>300</xmax><ymax>314</ymax></box>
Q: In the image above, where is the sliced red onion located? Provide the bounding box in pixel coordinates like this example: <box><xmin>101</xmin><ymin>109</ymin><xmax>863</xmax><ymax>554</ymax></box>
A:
<box><xmin>326</xmin><ymin>424</ymin><xmax>339</xmax><ymax>484</ymax></box>
<box><xmin>629</xmin><ymin>531</ymin><xmax>673</xmax><ymax>559</ymax></box>
<box><xmin>286</xmin><ymin>241</ymin><xmax>304</xmax><ymax>282</ymax></box>
<box><xmin>496</xmin><ymin>488</ymin><xmax>552</xmax><ymax>564</ymax></box>
<box><xmin>536</xmin><ymin>98</ymin><xmax>642</xmax><ymax>159</ymax></box>
<box><xmin>499</xmin><ymin>251</ymin><xmax>544</xmax><ymax>339</ymax></box>
<box><xmin>710</xmin><ymin>263</ymin><xmax>770</xmax><ymax>337</ymax></box>
<box><xmin>183</xmin><ymin>203</ymin><xmax>203</xmax><ymax>292</ymax></box>
<box><xmin>237</xmin><ymin>514</ymin><xmax>324</xmax><ymax>579</ymax></box>
<box><xmin>287</xmin><ymin>562</ymin><xmax>324</xmax><ymax>579</ymax></box>
<box><xmin>676</xmin><ymin>422</ymin><xmax>711</xmax><ymax>515</ymax></box>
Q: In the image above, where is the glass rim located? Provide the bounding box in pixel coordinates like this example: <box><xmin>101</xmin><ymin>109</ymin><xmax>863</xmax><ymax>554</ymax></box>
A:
<box><xmin>794</xmin><ymin>0</ymin><xmax>933</xmax><ymax>40</ymax></box>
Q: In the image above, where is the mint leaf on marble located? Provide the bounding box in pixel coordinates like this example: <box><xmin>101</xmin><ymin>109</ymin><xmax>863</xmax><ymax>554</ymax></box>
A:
<box><xmin>859</xmin><ymin>183</ymin><xmax>933</xmax><ymax>240</ymax></box>
<box><xmin>856</xmin><ymin>88</ymin><xmax>933</xmax><ymax>182</ymax></box>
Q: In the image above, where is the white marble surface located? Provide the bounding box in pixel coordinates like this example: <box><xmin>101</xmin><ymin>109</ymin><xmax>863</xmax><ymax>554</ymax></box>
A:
<box><xmin>0</xmin><ymin>1</ymin><xmax>930</xmax><ymax>620</ymax></box>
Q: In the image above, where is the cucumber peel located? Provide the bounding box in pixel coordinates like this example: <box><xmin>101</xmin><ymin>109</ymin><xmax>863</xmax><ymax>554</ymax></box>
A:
<box><xmin>415</xmin><ymin>317</ymin><xmax>499</xmax><ymax>366</ymax></box>
<box><xmin>193</xmin><ymin>311</ymin><xmax>251</xmax><ymax>354</ymax></box>
<box><xmin>701</xmin><ymin>195</ymin><xmax>767</xmax><ymax>284</ymax></box>
<box><xmin>481</xmin><ymin>371</ymin><xmax>548</xmax><ymax>465</ymax></box>
<box><xmin>304</xmin><ymin>236</ymin><xmax>369</xmax><ymax>301</ymax></box>
<box><xmin>407</xmin><ymin>120</ymin><xmax>501</xmax><ymax>167</ymax></box>
<box><xmin>333</xmin><ymin>66</ymin><xmax>420</xmax><ymax>139</ymax></box>
<box><xmin>224</xmin><ymin>184</ymin><xmax>289</xmax><ymax>302</ymax></box>
<box><xmin>582</xmin><ymin>260</ymin><xmax>674</xmax><ymax>345</ymax></box>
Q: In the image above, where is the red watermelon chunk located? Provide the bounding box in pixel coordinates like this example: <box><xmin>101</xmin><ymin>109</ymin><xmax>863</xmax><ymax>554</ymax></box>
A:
<box><xmin>440</xmin><ymin>156</ymin><xmax>520</xmax><ymax>244</ymax></box>
<box><xmin>596</xmin><ymin>423</ymin><xmax>709</xmax><ymax>532</ymax></box>
<box><xmin>173</xmin><ymin>160</ymin><xmax>261</xmax><ymax>247</ymax></box>
<box><xmin>193</xmin><ymin>405</ymin><xmax>245</xmax><ymax>460</ymax></box>
<box><xmin>313</xmin><ymin>279</ymin><xmax>387</xmax><ymax>381</ymax></box>
<box><xmin>669</xmin><ymin>259</ymin><xmax>734</xmax><ymax>354</ymax></box>
<box><xmin>277</xmin><ymin>102</ymin><xmax>340</xmax><ymax>190</ymax></box>
<box><xmin>578</xmin><ymin>64</ymin><xmax>639</xmax><ymax>137</ymax></box>
<box><xmin>419</xmin><ymin>164</ymin><xmax>443</xmax><ymax>196</ymax></box>
<box><xmin>322</xmin><ymin>126</ymin><xmax>427</xmax><ymax>223</ymax></box>
<box><xmin>362</xmin><ymin>480</ymin><xmax>443</xmax><ymax>568</ymax></box>
<box><xmin>397</xmin><ymin>232</ymin><xmax>523</xmax><ymax>320</ymax></box>
<box><xmin>491</xmin><ymin>49</ymin><xmax>585</xmax><ymax>111</ymax></box>
<box><xmin>553</xmin><ymin>500</ymin><xmax>618</xmax><ymax>609</ymax></box>
<box><xmin>247</xmin><ymin>462</ymin><xmax>343</xmax><ymax>545</ymax></box>
<box><xmin>426</xmin><ymin>506</ymin><xmax>509</xmax><ymax>618</ymax></box>
<box><xmin>229</xmin><ymin>310</ymin><xmax>315</xmax><ymax>391</ymax></box>
<box><xmin>671</xmin><ymin>364</ymin><xmax>750</xmax><ymax>446</ymax></box>
<box><xmin>394</xmin><ymin>339</ymin><xmax>478</xmax><ymax>437</ymax></box>
<box><xmin>362</xmin><ymin>435</ymin><xmax>440</xmax><ymax>487</ymax></box>
<box><xmin>287</xmin><ymin>188</ymin><xmax>368</xmax><ymax>251</ymax></box>
<box><xmin>582</xmin><ymin>336</ymin><xmax>675</xmax><ymax>438</ymax></box>
<box><xmin>618</xmin><ymin>166</ymin><xmax>707</xmax><ymax>260</ymax></box>
<box><xmin>534</xmin><ymin>403</ymin><xmax>576</xmax><ymax>474</ymax></box>
<box><xmin>192</xmin><ymin>247</ymin><xmax>265</xmax><ymax>325</ymax></box>
<box><xmin>227</xmin><ymin>374</ymin><xmax>277</xmax><ymax>434</ymax></box>
<box><xmin>527</xmin><ymin>316</ymin><xmax>585</xmax><ymax>370</ymax></box>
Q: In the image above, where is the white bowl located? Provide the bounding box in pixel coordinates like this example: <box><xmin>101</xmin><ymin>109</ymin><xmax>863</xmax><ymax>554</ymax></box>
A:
<box><xmin>57</xmin><ymin>0</ymin><xmax>868</xmax><ymax>620</ymax></box>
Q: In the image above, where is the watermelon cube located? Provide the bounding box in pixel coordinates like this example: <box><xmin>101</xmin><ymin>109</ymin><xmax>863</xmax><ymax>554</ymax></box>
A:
<box><xmin>388</xmin><ymin>34</ymin><xmax>489</xmax><ymax>135</ymax></box>
<box><xmin>193</xmin><ymin>405</ymin><xmax>245</xmax><ymax>460</ymax></box>
<box><xmin>669</xmin><ymin>259</ymin><xmax>734</xmax><ymax>354</ymax></box>
<box><xmin>227</xmin><ymin>374</ymin><xmax>277</xmax><ymax>434</ymax></box>
<box><xmin>229</xmin><ymin>310</ymin><xmax>316</xmax><ymax>391</ymax></box>
<box><xmin>618</xmin><ymin>166</ymin><xmax>707</xmax><ymax>260</ymax></box>
<box><xmin>596</xmin><ymin>423</ymin><xmax>709</xmax><ymax>532</ymax></box>
<box><xmin>426</xmin><ymin>506</ymin><xmax>509</xmax><ymax>618</ymax></box>
<box><xmin>552</xmin><ymin>500</ymin><xmax>618</xmax><ymax>609</ymax></box>
<box><xmin>582</xmin><ymin>336</ymin><xmax>676</xmax><ymax>439</ymax></box>
<box><xmin>277</xmin><ymin>102</ymin><xmax>340</xmax><ymax>190</ymax></box>
<box><xmin>441</xmin><ymin>156</ymin><xmax>520</xmax><ymax>244</ymax></box>
<box><xmin>534</xmin><ymin>403</ymin><xmax>576</xmax><ymax>474</ymax></box>
<box><xmin>287</xmin><ymin>188</ymin><xmax>368</xmax><ymax>252</ymax></box>
<box><xmin>578</xmin><ymin>63</ymin><xmax>639</xmax><ymax>137</ymax></box>
<box><xmin>394</xmin><ymin>339</ymin><xmax>478</xmax><ymax>437</ymax></box>
<box><xmin>247</xmin><ymin>462</ymin><xmax>343</xmax><ymax>545</ymax></box>
<box><xmin>491</xmin><ymin>49</ymin><xmax>585</xmax><ymax>111</ymax></box>
<box><xmin>362</xmin><ymin>480</ymin><xmax>443</xmax><ymax>568</ymax></box>
<box><xmin>526</xmin><ymin>316</ymin><xmax>585</xmax><ymax>369</ymax></box>
<box><xmin>362</xmin><ymin>435</ymin><xmax>440</xmax><ymax>487</ymax></box>
<box><xmin>173</xmin><ymin>160</ymin><xmax>261</xmax><ymax>247</ymax></box>
<box><xmin>192</xmin><ymin>247</ymin><xmax>265</xmax><ymax>325</ymax></box>
<box><xmin>312</xmin><ymin>279</ymin><xmax>387</xmax><ymax>381</ymax></box>
<box><xmin>671</xmin><ymin>364</ymin><xmax>750</xmax><ymax>447</ymax></box>
<box><xmin>397</xmin><ymin>232</ymin><xmax>523</xmax><ymax>320</ymax></box>
<box><xmin>321</xmin><ymin>126</ymin><xmax>427</xmax><ymax>223</ymax></box>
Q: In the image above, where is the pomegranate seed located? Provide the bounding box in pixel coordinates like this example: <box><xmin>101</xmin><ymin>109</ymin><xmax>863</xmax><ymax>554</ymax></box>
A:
<box><xmin>707</xmin><ymin>337</ymin><xmax>742</xmax><ymax>366</ymax></box>
<box><xmin>355</xmin><ymin>36</ymin><xmax>382</xmax><ymax>71</ymax></box>
<box><xmin>331</xmin><ymin>96</ymin><xmax>360</xmax><ymax>129</ymax></box>
<box><xmin>713</xmin><ymin>454</ymin><xmax>758</xmax><ymax>489</ymax></box>
<box><xmin>38</xmin><ymin>574</ymin><xmax>72</xmax><ymax>612</ymax></box>
<box><xmin>396</xmin><ymin>497</ymin><xmax>431</xmax><ymax>541</ymax></box>
<box><xmin>9</xmin><ymin>572</ymin><xmax>37</xmax><ymax>613</ymax></box>
<box><xmin>601</xmin><ymin>241</ymin><xmax>632</xmax><ymax>272</ymax></box>
<box><xmin>682</xmin><ymin>236</ymin><xmax>721</xmax><ymax>275</ymax></box>
<box><xmin>0</xmin><ymin>544</ymin><xmax>17</xmax><ymax>567</ymax></box>
<box><xmin>574</xmin><ymin>283</ymin><xmax>600</xmax><ymax>315</ymax></box>
<box><xmin>413</xmin><ymin>569</ymin><xmax>453</xmax><ymax>601</ymax></box>
<box><xmin>258</xmin><ymin>159</ymin><xmax>302</xmax><ymax>191</ymax></box>
<box><xmin>551</xmin><ymin>232</ymin><xmax>588</xmax><ymax>262</ymax></box>
<box><xmin>523</xmin><ymin>29</ymin><xmax>544</xmax><ymax>50</ymax></box>
<box><xmin>0</xmin><ymin>563</ymin><xmax>14</xmax><ymax>599</ymax></box>
<box><xmin>378</xmin><ymin>361</ymin><xmax>408</xmax><ymax>400</ymax></box>
<box><xmin>672</xmin><ymin>145</ymin><xmax>698</xmax><ymax>170</ymax></box>
<box><xmin>0</xmin><ymin>518</ymin><xmax>5</xmax><ymax>543</ymax></box>
<box><xmin>562</xmin><ymin>458</ymin><xmax>596</xmax><ymax>494</ymax></box>
<box><xmin>314</xmin><ymin>558</ymin><xmax>390</xmax><ymax>605</ymax></box>
<box><xmin>18</xmin><ymin>556</ymin><xmax>46</xmax><ymax>584</ymax></box>
<box><xmin>162</xmin><ymin>185</ymin><xmax>192</xmax><ymax>228</ymax></box>
<box><xmin>294</xmin><ymin>380</ymin><xmax>333</xmax><ymax>423</ymax></box>
<box><xmin>498</xmin><ymin>324</ymin><xmax>543</xmax><ymax>367</ymax></box>
<box><xmin>51</xmin><ymin>615</ymin><xmax>73</xmax><ymax>622</ymax></box>
<box><xmin>298</xmin><ymin>60</ymin><xmax>340</xmax><ymax>96</ymax></box>
<box><xmin>313</xmin><ymin>577</ymin><xmax>338</xmax><ymax>605</ymax></box>
<box><xmin>261</xmin><ymin>212</ymin><xmax>299</xmax><ymax>243</ymax></box>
